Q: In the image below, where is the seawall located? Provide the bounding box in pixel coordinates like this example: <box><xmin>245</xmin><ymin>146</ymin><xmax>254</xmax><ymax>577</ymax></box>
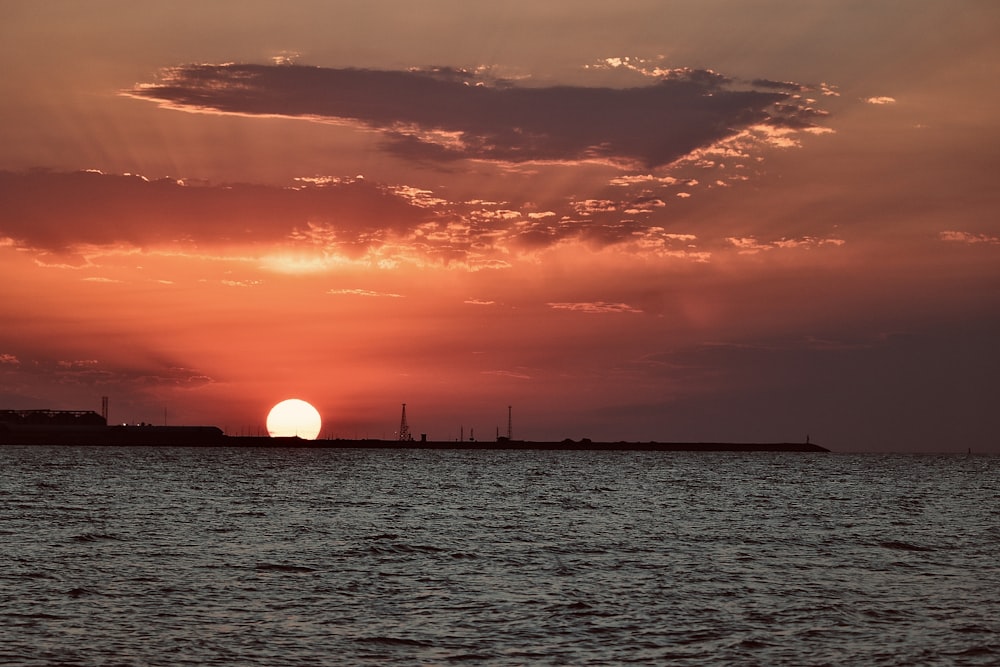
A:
<box><xmin>0</xmin><ymin>424</ymin><xmax>829</xmax><ymax>452</ymax></box>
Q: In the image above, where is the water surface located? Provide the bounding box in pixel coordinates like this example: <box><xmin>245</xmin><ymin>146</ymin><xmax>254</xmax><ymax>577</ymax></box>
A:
<box><xmin>2</xmin><ymin>446</ymin><xmax>998</xmax><ymax>665</ymax></box>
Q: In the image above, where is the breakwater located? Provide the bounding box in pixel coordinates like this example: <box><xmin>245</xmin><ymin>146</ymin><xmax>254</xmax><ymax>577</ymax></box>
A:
<box><xmin>0</xmin><ymin>424</ymin><xmax>828</xmax><ymax>452</ymax></box>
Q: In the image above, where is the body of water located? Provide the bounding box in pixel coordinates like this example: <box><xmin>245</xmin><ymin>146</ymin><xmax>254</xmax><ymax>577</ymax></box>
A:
<box><xmin>2</xmin><ymin>446</ymin><xmax>998</xmax><ymax>665</ymax></box>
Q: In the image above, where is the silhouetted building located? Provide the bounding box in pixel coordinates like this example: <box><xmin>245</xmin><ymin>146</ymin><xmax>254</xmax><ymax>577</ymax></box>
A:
<box><xmin>0</xmin><ymin>409</ymin><xmax>106</xmax><ymax>426</ymax></box>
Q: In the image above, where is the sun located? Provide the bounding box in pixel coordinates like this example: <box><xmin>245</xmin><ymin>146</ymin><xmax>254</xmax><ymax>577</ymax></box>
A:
<box><xmin>266</xmin><ymin>398</ymin><xmax>322</xmax><ymax>439</ymax></box>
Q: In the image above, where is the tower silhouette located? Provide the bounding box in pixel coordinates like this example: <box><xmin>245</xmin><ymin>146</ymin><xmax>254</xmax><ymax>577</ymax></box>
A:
<box><xmin>398</xmin><ymin>403</ymin><xmax>410</xmax><ymax>441</ymax></box>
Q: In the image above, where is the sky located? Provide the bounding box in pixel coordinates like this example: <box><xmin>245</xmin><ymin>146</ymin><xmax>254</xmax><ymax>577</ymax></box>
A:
<box><xmin>1</xmin><ymin>1</ymin><xmax>998</xmax><ymax>452</ymax></box>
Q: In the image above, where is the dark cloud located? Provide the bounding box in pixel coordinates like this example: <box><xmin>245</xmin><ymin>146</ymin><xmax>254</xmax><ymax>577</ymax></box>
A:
<box><xmin>0</xmin><ymin>170</ymin><xmax>433</xmax><ymax>252</ymax></box>
<box><xmin>129</xmin><ymin>64</ymin><xmax>828</xmax><ymax>167</ymax></box>
<box><xmin>750</xmin><ymin>78</ymin><xmax>805</xmax><ymax>92</ymax></box>
<box><xmin>0</xmin><ymin>169</ymin><xmax>754</xmax><ymax>265</ymax></box>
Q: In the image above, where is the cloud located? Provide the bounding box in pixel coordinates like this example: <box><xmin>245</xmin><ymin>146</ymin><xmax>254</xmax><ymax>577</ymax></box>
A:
<box><xmin>221</xmin><ymin>279</ymin><xmax>263</xmax><ymax>288</ymax></box>
<box><xmin>727</xmin><ymin>235</ymin><xmax>846</xmax><ymax>254</ymax></box>
<box><xmin>623</xmin><ymin>198</ymin><xmax>666</xmax><ymax>214</ymax></box>
<box><xmin>751</xmin><ymin>78</ymin><xmax>806</xmax><ymax>92</ymax></box>
<box><xmin>864</xmin><ymin>96</ymin><xmax>897</xmax><ymax>105</ymax></box>
<box><xmin>0</xmin><ymin>353</ymin><xmax>19</xmax><ymax>366</ymax></box>
<box><xmin>547</xmin><ymin>301</ymin><xmax>643</xmax><ymax>314</ymax></box>
<box><xmin>481</xmin><ymin>369</ymin><xmax>532</xmax><ymax>380</ymax></box>
<box><xmin>128</xmin><ymin>63</ymin><xmax>830</xmax><ymax>168</ymax></box>
<box><xmin>5</xmin><ymin>353</ymin><xmax>214</xmax><ymax>393</ymax></box>
<box><xmin>0</xmin><ymin>169</ymin><xmax>433</xmax><ymax>253</ymax></box>
<box><xmin>574</xmin><ymin>200</ymin><xmax>618</xmax><ymax>215</ymax></box>
<box><xmin>2</xmin><ymin>60</ymin><xmax>837</xmax><ymax>268</ymax></box>
<box><xmin>57</xmin><ymin>359</ymin><xmax>100</xmax><ymax>369</ymax></box>
<box><xmin>1</xmin><ymin>163</ymin><xmax>839</xmax><ymax>271</ymax></box>
<box><xmin>328</xmin><ymin>288</ymin><xmax>405</xmax><ymax>298</ymax></box>
<box><xmin>940</xmin><ymin>230</ymin><xmax>1000</xmax><ymax>245</ymax></box>
<box><xmin>609</xmin><ymin>174</ymin><xmax>679</xmax><ymax>187</ymax></box>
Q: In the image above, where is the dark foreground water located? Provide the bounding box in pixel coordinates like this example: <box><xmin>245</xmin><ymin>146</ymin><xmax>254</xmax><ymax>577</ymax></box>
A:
<box><xmin>1</xmin><ymin>446</ymin><xmax>998</xmax><ymax>666</ymax></box>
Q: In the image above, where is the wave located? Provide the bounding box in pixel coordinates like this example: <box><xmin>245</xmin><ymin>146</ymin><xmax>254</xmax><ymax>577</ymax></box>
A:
<box><xmin>71</xmin><ymin>532</ymin><xmax>121</xmax><ymax>542</ymax></box>
<box><xmin>878</xmin><ymin>540</ymin><xmax>935</xmax><ymax>552</ymax></box>
<box><xmin>254</xmin><ymin>562</ymin><xmax>317</xmax><ymax>573</ymax></box>
<box><xmin>355</xmin><ymin>636</ymin><xmax>434</xmax><ymax>648</ymax></box>
<box><xmin>368</xmin><ymin>543</ymin><xmax>447</xmax><ymax>555</ymax></box>
<box><xmin>66</xmin><ymin>587</ymin><xmax>93</xmax><ymax>598</ymax></box>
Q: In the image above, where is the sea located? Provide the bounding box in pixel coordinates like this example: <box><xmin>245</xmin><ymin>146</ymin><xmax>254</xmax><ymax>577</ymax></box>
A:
<box><xmin>1</xmin><ymin>446</ymin><xmax>998</xmax><ymax>666</ymax></box>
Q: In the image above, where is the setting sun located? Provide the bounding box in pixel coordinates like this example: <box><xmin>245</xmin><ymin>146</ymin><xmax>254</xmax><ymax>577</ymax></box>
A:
<box><xmin>266</xmin><ymin>399</ymin><xmax>322</xmax><ymax>439</ymax></box>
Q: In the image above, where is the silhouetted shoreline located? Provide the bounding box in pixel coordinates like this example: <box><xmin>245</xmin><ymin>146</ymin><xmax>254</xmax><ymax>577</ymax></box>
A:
<box><xmin>0</xmin><ymin>426</ymin><xmax>828</xmax><ymax>452</ymax></box>
<box><xmin>0</xmin><ymin>410</ymin><xmax>829</xmax><ymax>451</ymax></box>
<box><xmin>233</xmin><ymin>435</ymin><xmax>829</xmax><ymax>452</ymax></box>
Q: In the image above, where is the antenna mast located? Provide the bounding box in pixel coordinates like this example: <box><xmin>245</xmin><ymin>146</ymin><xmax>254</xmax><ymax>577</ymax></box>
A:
<box><xmin>508</xmin><ymin>405</ymin><xmax>512</xmax><ymax>440</ymax></box>
<box><xmin>398</xmin><ymin>403</ymin><xmax>410</xmax><ymax>441</ymax></box>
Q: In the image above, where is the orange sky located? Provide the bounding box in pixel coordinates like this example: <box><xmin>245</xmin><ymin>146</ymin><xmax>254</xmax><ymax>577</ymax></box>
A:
<box><xmin>2</xmin><ymin>1</ymin><xmax>998</xmax><ymax>451</ymax></box>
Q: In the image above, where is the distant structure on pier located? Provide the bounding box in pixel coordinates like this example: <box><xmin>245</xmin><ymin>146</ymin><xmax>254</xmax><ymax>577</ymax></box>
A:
<box><xmin>498</xmin><ymin>405</ymin><xmax>513</xmax><ymax>442</ymax></box>
<box><xmin>0</xmin><ymin>409</ymin><xmax>106</xmax><ymax>427</ymax></box>
<box><xmin>398</xmin><ymin>403</ymin><xmax>412</xmax><ymax>441</ymax></box>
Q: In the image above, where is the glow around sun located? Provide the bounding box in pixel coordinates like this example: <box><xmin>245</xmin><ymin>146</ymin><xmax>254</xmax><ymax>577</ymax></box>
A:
<box><xmin>266</xmin><ymin>398</ymin><xmax>322</xmax><ymax>439</ymax></box>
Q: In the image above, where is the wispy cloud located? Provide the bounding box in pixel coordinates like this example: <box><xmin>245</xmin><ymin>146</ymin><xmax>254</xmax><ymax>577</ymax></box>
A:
<box><xmin>4</xmin><ymin>354</ymin><xmax>214</xmax><ymax>394</ymax></box>
<box><xmin>547</xmin><ymin>301</ymin><xmax>643</xmax><ymax>314</ymax></box>
<box><xmin>328</xmin><ymin>288</ymin><xmax>405</xmax><ymax>298</ymax></box>
<box><xmin>57</xmin><ymin>359</ymin><xmax>100</xmax><ymax>369</ymax></box>
<box><xmin>940</xmin><ymin>230</ymin><xmax>1000</xmax><ymax>245</ymax></box>
<box><xmin>221</xmin><ymin>279</ymin><xmax>262</xmax><ymax>288</ymax></box>
<box><xmin>864</xmin><ymin>96</ymin><xmax>897</xmax><ymax>105</ymax></box>
<box><xmin>481</xmin><ymin>369</ymin><xmax>532</xmax><ymax>380</ymax></box>
<box><xmin>727</xmin><ymin>236</ymin><xmax>846</xmax><ymax>254</ymax></box>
